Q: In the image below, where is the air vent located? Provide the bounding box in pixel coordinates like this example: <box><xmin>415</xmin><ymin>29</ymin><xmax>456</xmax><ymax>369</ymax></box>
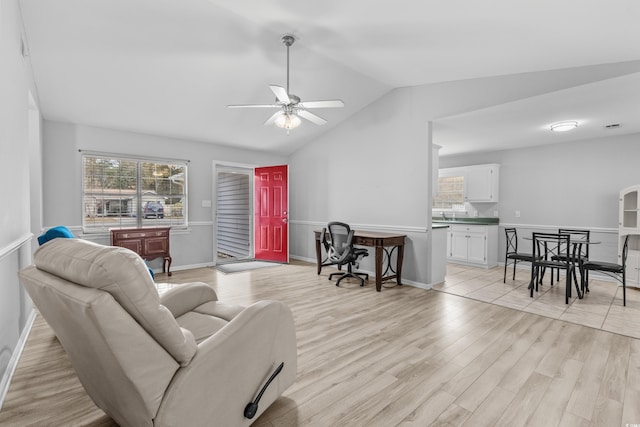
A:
<box><xmin>604</xmin><ymin>123</ymin><xmax>621</xmax><ymax>129</ymax></box>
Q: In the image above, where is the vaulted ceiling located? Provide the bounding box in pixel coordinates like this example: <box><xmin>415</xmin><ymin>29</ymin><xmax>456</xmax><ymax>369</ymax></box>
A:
<box><xmin>19</xmin><ymin>0</ymin><xmax>640</xmax><ymax>155</ymax></box>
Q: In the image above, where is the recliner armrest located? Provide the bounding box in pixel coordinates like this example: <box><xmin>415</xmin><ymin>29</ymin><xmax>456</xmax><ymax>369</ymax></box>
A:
<box><xmin>154</xmin><ymin>299</ymin><xmax>297</xmax><ymax>427</ymax></box>
<box><xmin>159</xmin><ymin>282</ymin><xmax>218</xmax><ymax>318</ymax></box>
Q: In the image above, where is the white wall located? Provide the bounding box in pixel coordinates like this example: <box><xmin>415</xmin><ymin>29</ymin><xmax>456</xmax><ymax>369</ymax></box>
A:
<box><xmin>0</xmin><ymin>0</ymin><xmax>39</xmax><ymax>407</ymax></box>
<box><xmin>42</xmin><ymin>121</ymin><xmax>286</xmax><ymax>270</ymax></box>
<box><xmin>439</xmin><ymin>133</ymin><xmax>640</xmax><ymax>264</ymax></box>
<box><xmin>286</xmin><ymin>67</ymin><xmax>635</xmax><ymax>286</ymax></box>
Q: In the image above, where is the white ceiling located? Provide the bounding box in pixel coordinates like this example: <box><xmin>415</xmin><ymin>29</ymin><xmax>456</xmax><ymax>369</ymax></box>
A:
<box><xmin>19</xmin><ymin>0</ymin><xmax>640</xmax><ymax>155</ymax></box>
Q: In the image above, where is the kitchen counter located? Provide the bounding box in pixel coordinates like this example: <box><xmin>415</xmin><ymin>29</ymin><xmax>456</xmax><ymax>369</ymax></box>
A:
<box><xmin>432</xmin><ymin>216</ymin><xmax>499</xmax><ymax>225</ymax></box>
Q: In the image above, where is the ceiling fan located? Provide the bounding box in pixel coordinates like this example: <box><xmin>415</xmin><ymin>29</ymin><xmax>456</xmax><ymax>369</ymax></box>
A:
<box><xmin>227</xmin><ymin>34</ymin><xmax>344</xmax><ymax>132</ymax></box>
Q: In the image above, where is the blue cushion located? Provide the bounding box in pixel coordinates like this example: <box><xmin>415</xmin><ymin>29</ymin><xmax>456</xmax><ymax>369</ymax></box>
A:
<box><xmin>37</xmin><ymin>226</ymin><xmax>74</xmax><ymax>246</ymax></box>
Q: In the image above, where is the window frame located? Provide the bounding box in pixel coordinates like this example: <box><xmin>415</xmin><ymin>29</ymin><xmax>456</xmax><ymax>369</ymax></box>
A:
<box><xmin>81</xmin><ymin>151</ymin><xmax>188</xmax><ymax>233</ymax></box>
<box><xmin>432</xmin><ymin>168</ymin><xmax>466</xmax><ymax>212</ymax></box>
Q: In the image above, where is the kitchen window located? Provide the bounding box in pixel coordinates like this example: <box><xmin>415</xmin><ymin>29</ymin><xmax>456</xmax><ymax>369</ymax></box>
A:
<box><xmin>82</xmin><ymin>152</ymin><xmax>188</xmax><ymax>232</ymax></box>
<box><xmin>433</xmin><ymin>174</ymin><xmax>465</xmax><ymax>211</ymax></box>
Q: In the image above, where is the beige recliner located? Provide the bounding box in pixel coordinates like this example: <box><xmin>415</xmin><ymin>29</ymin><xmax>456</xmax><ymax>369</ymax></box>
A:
<box><xmin>18</xmin><ymin>238</ymin><xmax>297</xmax><ymax>427</ymax></box>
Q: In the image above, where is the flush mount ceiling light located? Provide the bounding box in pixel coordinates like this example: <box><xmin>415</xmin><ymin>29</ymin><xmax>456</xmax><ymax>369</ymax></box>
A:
<box><xmin>550</xmin><ymin>121</ymin><xmax>578</xmax><ymax>132</ymax></box>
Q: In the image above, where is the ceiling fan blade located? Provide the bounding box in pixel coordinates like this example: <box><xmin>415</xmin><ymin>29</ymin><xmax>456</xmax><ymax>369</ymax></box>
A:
<box><xmin>298</xmin><ymin>110</ymin><xmax>327</xmax><ymax>126</ymax></box>
<box><xmin>264</xmin><ymin>111</ymin><xmax>283</xmax><ymax>126</ymax></box>
<box><xmin>269</xmin><ymin>85</ymin><xmax>291</xmax><ymax>104</ymax></box>
<box><xmin>298</xmin><ymin>100</ymin><xmax>344</xmax><ymax>109</ymax></box>
<box><xmin>227</xmin><ymin>104</ymin><xmax>280</xmax><ymax>108</ymax></box>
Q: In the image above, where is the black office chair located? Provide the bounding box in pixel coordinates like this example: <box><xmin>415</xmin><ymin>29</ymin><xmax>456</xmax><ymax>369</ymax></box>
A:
<box><xmin>530</xmin><ymin>232</ymin><xmax>579</xmax><ymax>304</ymax></box>
<box><xmin>321</xmin><ymin>222</ymin><xmax>369</xmax><ymax>287</ymax></box>
<box><xmin>504</xmin><ymin>228</ymin><xmax>538</xmax><ymax>283</ymax></box>
<box><xmin>581</xmin><ymin>234</ymin><xmax>629</xmax><ymax>306</ymax></box>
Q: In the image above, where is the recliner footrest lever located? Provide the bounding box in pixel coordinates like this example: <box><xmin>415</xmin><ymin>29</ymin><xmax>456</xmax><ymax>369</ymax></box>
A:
<box><xmin>244</xmin><ymin>362</ymin><xmax>284</xmax><ymax>419</ymax></box>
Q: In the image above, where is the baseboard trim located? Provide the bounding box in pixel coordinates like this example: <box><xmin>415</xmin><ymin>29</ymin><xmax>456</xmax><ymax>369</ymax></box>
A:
<box><xmin>0</xmin><ymin>309</ymin><xmax>36</xmax><ymax>411</ymax></box>
<box><xmin>289</xmin><ymin>255</ymin><xmax>433</xmax><ymax>289</ymax></box>
<box><xmin>152</xmin><ymin>261</ymin><xmax>213</xmax><ymax>275</ymax></box>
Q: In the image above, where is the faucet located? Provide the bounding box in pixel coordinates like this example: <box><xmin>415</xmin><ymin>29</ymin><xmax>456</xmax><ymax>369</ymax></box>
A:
<box><xmin>441</xmin><ymin>211</ymin><xmax>447</xmax><ymax>220</ymax></box>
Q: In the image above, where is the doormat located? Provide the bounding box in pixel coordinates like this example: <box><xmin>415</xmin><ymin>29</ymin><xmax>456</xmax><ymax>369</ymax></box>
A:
<box><xmin>215</xmin><ymin>261</ymin><xmax>281</xmax><ymax>274</ymax></box>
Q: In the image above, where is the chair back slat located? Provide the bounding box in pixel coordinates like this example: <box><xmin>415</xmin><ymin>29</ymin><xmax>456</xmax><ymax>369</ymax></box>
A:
<box><xmin>532</xmin><ymin>232</ymin><xmax>571</xmax><ymax>265</ymax></box>
<box><xmin>505</xmin><ymin>228</ymin><xmax>518</xmax><ymax>254</ymax></box>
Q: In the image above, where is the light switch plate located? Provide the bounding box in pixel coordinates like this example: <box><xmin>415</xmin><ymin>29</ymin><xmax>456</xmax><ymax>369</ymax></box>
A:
<box><xmin>202</xmin><ymin>200</ymin><xmax>212</xmax><ymax>208</ymax></box>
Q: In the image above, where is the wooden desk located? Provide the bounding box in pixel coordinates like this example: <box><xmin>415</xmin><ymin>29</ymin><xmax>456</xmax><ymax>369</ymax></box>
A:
<box><xmin>314</xmin><ymin>230</ymin><xmax>406</xmax><ymax>292</ymax></box>
<box><xmin>111</xmin><ymin>227</ymin><xmax>172</xmax><ymax>276</ymax></box>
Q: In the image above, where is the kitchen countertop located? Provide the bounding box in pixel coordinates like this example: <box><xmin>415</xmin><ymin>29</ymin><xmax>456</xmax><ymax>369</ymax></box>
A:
<box><xmin>432</xmin><ymin>216</ymin><xmax>499</xmax><ymax>225</ymax></box>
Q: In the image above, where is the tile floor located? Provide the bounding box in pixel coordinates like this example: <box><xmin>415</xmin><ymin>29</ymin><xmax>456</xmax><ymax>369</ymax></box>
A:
<box><xmin>433</xmin><ymin>262</ymin><xmax>640</xmax><ymax>339</ymax></box>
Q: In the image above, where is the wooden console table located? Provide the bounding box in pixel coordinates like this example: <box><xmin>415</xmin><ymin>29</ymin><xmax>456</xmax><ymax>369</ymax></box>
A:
<box><xmin>314</xmin><ymin>230</ymin><xmax>406</xmax><ymax>292</ymax></box>
<box><xmin>111</xmin><ymin>227</ymin><xmax>172</xmax><ymax>276</ymax></box>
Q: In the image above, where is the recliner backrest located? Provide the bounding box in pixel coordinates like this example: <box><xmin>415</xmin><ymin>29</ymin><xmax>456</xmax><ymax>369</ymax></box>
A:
<box><xmin>32</xmin><ymin>238</ymin><xmax>197</xmax><ymax>366</ymax></box>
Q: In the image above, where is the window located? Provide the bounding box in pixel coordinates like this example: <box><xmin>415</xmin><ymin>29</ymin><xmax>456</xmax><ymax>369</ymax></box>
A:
<box><xmin>82</xmin><ymin>153</ymin><xmax>187</xmax><ymax>232</ymax></box>
<box><xmin>433</xmin><ymin>174</ymin><xmax>465</xmax><ymax>211</ymax></box>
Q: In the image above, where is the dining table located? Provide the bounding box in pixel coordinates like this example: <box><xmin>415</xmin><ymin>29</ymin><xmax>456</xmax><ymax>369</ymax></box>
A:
<box><xmin>524</xmin><ymin>234</ymin><xmax>600</xmax><ymax>300</ymax></box>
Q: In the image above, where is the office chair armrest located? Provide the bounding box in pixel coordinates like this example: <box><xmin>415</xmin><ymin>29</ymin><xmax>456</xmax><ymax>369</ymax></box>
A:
<box><xmin>159</xmin><ymin>282</ymin><xmax>219</xmax><ymax>318</ymax></box>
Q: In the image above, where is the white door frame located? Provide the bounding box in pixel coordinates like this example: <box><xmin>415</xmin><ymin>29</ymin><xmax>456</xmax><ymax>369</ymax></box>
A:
<box><xmin>212</xmin><ymin>160</ymin><xmax>256</xmax><ymax>266</ymax></box>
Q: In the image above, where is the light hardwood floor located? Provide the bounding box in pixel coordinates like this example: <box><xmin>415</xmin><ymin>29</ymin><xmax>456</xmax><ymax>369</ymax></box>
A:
<box><xmin>1</xmin><ymin>260</ymin><xmax>639</xmax><ymax>426</ymax></box>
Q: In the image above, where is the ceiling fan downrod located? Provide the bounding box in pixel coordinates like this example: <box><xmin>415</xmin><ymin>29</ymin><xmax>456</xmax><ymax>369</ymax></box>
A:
<box><xmin>281</xmin><ymin>34</ymin><xmax>295</xmax><ymax>96</ymax></box>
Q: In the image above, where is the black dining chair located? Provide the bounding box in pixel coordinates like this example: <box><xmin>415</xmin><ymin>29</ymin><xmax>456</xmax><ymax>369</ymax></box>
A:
<box><xmin>322</xmin><ymin>222</ymin><xmax>369</xmax><ymax>287</ymax></box>
<box><xmin>530</xmin><ymin>232</ymin><xmax>580</xmax><ymax>304</ymax></box>
<box><xmin>581</xmin><ymin>234</ymin><xmax>629</xmax><ymax>306</ymax></box>
<box><xmin>504</xmin><ymin>228</ymin><xmax>538</xmax><ymax>283</ymax></box>
<box><xmin>549</xmin><ymin>229</ymin><xmax>590</xmax><ymax>286</ymax></box>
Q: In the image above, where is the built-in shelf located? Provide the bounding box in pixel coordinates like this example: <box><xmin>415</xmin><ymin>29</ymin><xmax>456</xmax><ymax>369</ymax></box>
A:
<box><xmin>620</xmin><ymin>186</ymin><xmax>640</xmax><ymax>286</ymax></box>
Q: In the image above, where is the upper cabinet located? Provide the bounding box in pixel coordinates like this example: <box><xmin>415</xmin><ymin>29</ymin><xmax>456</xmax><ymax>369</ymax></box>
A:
<box><xmin>465</xmin><ymin>164</ymin><xmax>499</xmax><ymax>202</ymax></box>
<box><xmin>437</xmin><ymin>163</ymin><xmax>500</xmax><ymax>204</ymax></box>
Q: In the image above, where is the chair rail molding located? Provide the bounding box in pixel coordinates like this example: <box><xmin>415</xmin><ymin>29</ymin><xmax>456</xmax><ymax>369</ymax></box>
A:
<box><xmin>290</xmin><ymin>220</ymin><xmax>427</xmax><ymax>234</ymax></box>
<box><xmin>0</xmin><ymin>233</ymin><xmax>33</xmax><ymax>261</ymax></box>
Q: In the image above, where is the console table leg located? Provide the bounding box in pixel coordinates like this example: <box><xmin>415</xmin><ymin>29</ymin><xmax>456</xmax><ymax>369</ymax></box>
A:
<box><xmin>315</xmin><ymin>239</ymin><xmax>322</xmax><ymax>275</ymax></box>
<box><xmin>375</xmin><ymin>246</ymin><xmax>383</xmax><ymax>292</ymax></box>
<box><xmin>164</xmin><ymin>256</ymin><xmax>172</xmax><ymax>277</ymax></box>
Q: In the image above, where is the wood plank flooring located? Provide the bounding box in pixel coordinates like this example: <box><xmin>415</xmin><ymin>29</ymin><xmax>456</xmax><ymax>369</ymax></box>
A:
<box><xmin>1</xmin><ymin>260</ymin><xmax>639</xmax><ymax>426</ymax></box>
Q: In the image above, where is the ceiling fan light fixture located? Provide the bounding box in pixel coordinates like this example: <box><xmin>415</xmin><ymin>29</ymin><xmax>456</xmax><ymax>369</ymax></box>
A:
<box><xmin>274</xmin><ymin>113</ymin><xmax>301</xmax><ymax>130</ymax></box>
<box><xmin>550</xmin><ymin>121</ymin><xmax>578</xmax><ymax>132</ymax></box>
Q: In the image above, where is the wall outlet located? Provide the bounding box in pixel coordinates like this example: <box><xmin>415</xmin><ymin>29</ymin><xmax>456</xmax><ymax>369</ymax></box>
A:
<box><xmin>202</xmin><ymin>200</ymin><xmax>212</xmax><ymax>208</ymax></box>
<box><xmin>515</xmin><ymin>210</ymin><xmax>521</xmax><ymax>218</ymax></box>
<box><xmin>493</xmin><ymin>210</ymin><xmax>499</xmax><ymax>217</ymax></box>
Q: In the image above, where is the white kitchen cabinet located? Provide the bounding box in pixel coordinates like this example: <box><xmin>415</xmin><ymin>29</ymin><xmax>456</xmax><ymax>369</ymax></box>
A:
<box><xmin>625</xmin><ymin>250</ymin><xmax>640</xmax><ymax>284</ymax></box>
<box><xmin>437</xmin><ymin>163</ymin><xmax>500</xmax><ymax>205</ymax></box>
<box><xmin>464</xmin><ymin>164</ymin><xmax>499</xmax><ymax>203</ymax></box>
<box><xmin>447</xmin><ymin>224</ymin><xmax>498</xmax><ymax>268</ymax></box>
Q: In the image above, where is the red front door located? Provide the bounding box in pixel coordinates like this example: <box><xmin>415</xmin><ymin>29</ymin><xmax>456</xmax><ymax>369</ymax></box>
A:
<box><xmin>254</xmin><ymin>165</ymin><xmax>288</xmax><ymax>262</ymax></box>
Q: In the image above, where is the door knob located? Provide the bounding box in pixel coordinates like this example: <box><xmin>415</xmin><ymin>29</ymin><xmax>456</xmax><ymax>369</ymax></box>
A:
<box><xmin>282</xmin><ymin>218</ymin><xmax>288</xmax><ymax>223</ymax></box>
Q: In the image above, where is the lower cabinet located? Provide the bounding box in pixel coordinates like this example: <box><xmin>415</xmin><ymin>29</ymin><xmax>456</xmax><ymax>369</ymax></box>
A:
<box><xmin>625</xmin><ymin>248</ymin><xmax>640</xmax><ymax>286</ymax></box>
<box><xmin>447</xmin><ymin>224</ymin><xmax>498</xmax><ymax>268</ymax></box>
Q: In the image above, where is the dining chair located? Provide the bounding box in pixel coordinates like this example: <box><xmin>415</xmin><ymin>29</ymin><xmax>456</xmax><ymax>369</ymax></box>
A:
<box><xmin>530</xmin><ymin>232</ymin><xmax>579</xmax><ymax>304</ymax></box>
<box><xmin>581</xmin><ymin>234</ymin><xmax>629</xmax><ymax>306</ymax></box>
<box><xmin>549</xmin><ymin>229</ymin><xmax>590</xmax><ymax>286</ymax></box>
<box><xmin>503</xmin><ymin>228</ymin><xmax>538</xmax><ymax>283</ymax></box>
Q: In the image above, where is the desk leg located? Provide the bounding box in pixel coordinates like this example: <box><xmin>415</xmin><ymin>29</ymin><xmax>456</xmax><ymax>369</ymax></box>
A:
<box><xmin>396</xmin><ymin>244</ymin><xmax>404</xmax><ymax>286</ymax></box>
<box><xmin>315</xmin><ymin>238</ymin><xmax>322</xmax><ymax>275</ymax></box>
<box><xmin>375</xmin><ymin>246</ymin><xmax>383</xmax><ymax>292</ymax></box>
